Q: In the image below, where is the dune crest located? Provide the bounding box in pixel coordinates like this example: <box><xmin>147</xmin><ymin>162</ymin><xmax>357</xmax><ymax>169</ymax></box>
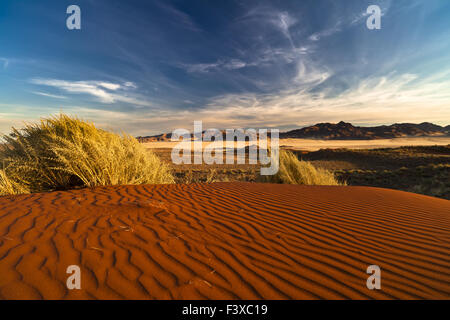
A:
<box><xmin>0</xmin><ymin>183</ymin><xmax>449</xmax><ymax>300</ymax></box>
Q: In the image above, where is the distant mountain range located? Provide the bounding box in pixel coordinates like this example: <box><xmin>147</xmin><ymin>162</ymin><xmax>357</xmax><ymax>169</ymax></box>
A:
<box><xmin>279</xmin><ymin>121</ymin><xmax>450</xmax><ymax>140</ymax></box>
<box><xmin>137</xmin><ymin>122</ymin><xmax>450</xmax><ymax>142</ymax></box>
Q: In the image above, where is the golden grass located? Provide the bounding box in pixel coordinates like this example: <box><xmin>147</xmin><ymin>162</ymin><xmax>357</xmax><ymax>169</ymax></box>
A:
<box><xmin>0</xmin><ymin>169</ymin><xmax>29</xmax><ymax>196</ymax></box>
<box><xmin>0</xmin><ymin>114</ymin><xmax>174</xmax><ymax>196</ymax></box>
<box><xmin>262</xmin><ymin>149</ymin><xmax>345</xmax><ymax>185</ymax></box>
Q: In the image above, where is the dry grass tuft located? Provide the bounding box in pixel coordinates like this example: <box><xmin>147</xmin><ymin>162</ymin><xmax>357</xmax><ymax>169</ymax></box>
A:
<box><xmin>261</xmin><ymin>149</ymin><xmax>345</xmax><ymax>185</ymax></box>
<box><xmin>0</xmin><ymin>114</ymin><xmax>174</xmax><ymax>196</ymax></box>
<box><xmin>0</xmin><ymin>169</ymin><xmax>29</xmax><ymax>196</ymax></box>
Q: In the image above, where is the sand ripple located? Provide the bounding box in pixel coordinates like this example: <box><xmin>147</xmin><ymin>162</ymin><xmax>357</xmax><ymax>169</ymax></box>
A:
<box><xmin>0</xmin><ymin>183</ymin><xmax>449</xmax><ymax>299</ymax></box>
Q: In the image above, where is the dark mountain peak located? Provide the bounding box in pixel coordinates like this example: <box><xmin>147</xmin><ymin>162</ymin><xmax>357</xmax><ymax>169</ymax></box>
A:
<box><xmin>280</xmin><ymin>121</ymin><xmax>449</xmax><ymax>140</ymax></box>
<box><xmin>312</xmin><ymin>121</ymin><xmax>354</xmax><ymax>129</ymax></box>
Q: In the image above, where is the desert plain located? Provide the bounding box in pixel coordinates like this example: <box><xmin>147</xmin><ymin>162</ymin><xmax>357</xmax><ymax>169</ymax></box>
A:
<box><xmin>143</xmin><ymin>136</ymin><xmax>450</xmax><ymax>151</ymax></box>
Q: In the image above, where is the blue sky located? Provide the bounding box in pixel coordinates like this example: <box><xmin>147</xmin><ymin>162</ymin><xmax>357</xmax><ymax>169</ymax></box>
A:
<box><xmin>1</xmin><ymin>0</ymin><xmax>450</xmax><ymax>135</ymax></box>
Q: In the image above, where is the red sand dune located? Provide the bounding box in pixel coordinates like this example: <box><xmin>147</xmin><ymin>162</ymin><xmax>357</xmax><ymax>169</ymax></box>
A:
<box><xmin>0</xmin><ymin>182</ymin><xmax>449</xmax><ymax>300</ymax></box>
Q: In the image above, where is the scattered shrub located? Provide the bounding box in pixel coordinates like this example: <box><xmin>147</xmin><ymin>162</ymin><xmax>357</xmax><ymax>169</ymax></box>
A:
<box><xmin>261</xmin><ymin>150</ymin><xmax>345</xmax><ymax>185</ymax></box>
<box><xmin>0</xmin><ymin>114</ymin><xmax>174</xmax><ymax>195</ymax></box>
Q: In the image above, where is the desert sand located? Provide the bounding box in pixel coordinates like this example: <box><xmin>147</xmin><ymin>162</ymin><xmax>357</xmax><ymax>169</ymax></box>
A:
<box><xmin>0</xmin><ymin>182</ymin><xmax>449</xmax><ymax>299</ymax></box>
<box><xmin>142</xmin><ymin>137</ymin><xmax>450</xmax><ymax>151</ymax></box>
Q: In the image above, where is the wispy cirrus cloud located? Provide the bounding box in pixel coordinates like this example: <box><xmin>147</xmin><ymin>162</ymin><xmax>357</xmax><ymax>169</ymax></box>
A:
<box><xmin>29</xmin><ymin>79</ymin><xmax>154</xmax><ymax>107</ymax></box>
<box><xmin>155</xmin><ymin>0</ymin><xmax>202</xmax><ymax>32</ymax></box>
<box><xmin>3</xmin><ymin>68</ymin><xmax>450</xmax><ymax>137</ymax></box>
<box><xmin>308</xmin><ymin>23</ymin><xmax>341</xmax><ymax>41</ymax></box>
<box><xmin>31</xmin><ymin>91</ymin><xmax>67</xmax><ymax>99</ymax></box>
<box><xmin>180</xmin><ymin>59</ymin><xmax>248</xmax><ymax>73</ymax></box>
<box><xmin>55</xmin><ymin>69</ymin><xmax>450</xmax><ymax>135</ymax></box>
<box><xmin>272</xmin><ymin>11</ymin><xmax>297</xmax><ymax>40</ymax></box>
<box><xmin>180</xmin><ymin>46</ymin><xmax>311</xmax><ymax>74</ymax></box>
<box><xmin>255</xmin><ymin>46</ymin><xmax>310</xmax><ymax>66</ymax></box>
<box><xmin>294</xmin><ymin>61</ymin><xmax>331</xmax><ymax>84</ymax></box>
<box><xmin>199</xmin><ymin>69</ymin><xmax>450</xmax><ymax>129</ymax></box>
<box><xmin>241</xmin><ymin>7</ymin><xmax>297</xmax><ymax>41</ymax></box>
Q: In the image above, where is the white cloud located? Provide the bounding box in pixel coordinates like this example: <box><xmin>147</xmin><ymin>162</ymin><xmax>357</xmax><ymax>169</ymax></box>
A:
<box><xmin>273</xmin><ymin>12</ymin><xmax>297</xmax><ymax>39</ymax></box>
<box><xmin>308</xmin><ymin>23</ymin><xmax>341</xmax><ymax>41</ymax></box>
<box><xmin>242</xmin><ymin>8</ymin><xmax>297</xmax><ymax>41</ymax></box>
<box><xmin>98</xmin><ymin>82</ymin><xmax>121</xmax><ymax>90</ymax></box>
<box><xmin>59</xmin><ymin>69</ymin><xmax>448</xmax><ymax>136</ymax></box>
<box><xmin>181</xmin><ymin>45</ymin><xmax>311</xmax><ymax>74</ymax></box>
<box><xmin>13</xmin><ymin>64</ymin><xmax>450</xmax><ymax>136</ymax></box>
<box><xmin>224</xmin><ymin>59</ymin><xmax>247</xmax><ymax>70</ymax></box>
<box><xmin>31</xmin><ymin>79</ymin><xmax>116</xmax><ymax>103</ymax></box>
<box><xmin>31</xmin><ymin>91</ymin><xmax>67</xmax><ymax>99</ymax></box>
<box><xmin>199</xmin><ymin>70</ymin><xmax>450</xmax><ymax>129</ymax></box>
<box><xmin>182</xmin><ymin>62</ymin><xmax>221</xmax><ymax>73</ymax></box>
<box><xmin>258</xmin><ymin>47</ymin><xmax>310</xmax><ymax>65</ymax></box>
<box><xmin>3</xmin><ymin>67</ymin><xmax>450</xmax><ymax>137</ymax></box>
<box><xmin>124</xmin><ymin>81</ymin><xmax>137</xmax><ymax>88</ymax></box>
<box><xmin>295</xmin><ymin>61</ymin><xmax>331</xmax><ymax>84</ymax></box>
<box><xmin>30</xmin><ymin>79</ymin><xmax>153</xmax><ymax>107</ymax></box>
<box><xmin>181</xmin><ymin>59</ymin><xmax>248</xmax><ymax>73</ymax></box>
